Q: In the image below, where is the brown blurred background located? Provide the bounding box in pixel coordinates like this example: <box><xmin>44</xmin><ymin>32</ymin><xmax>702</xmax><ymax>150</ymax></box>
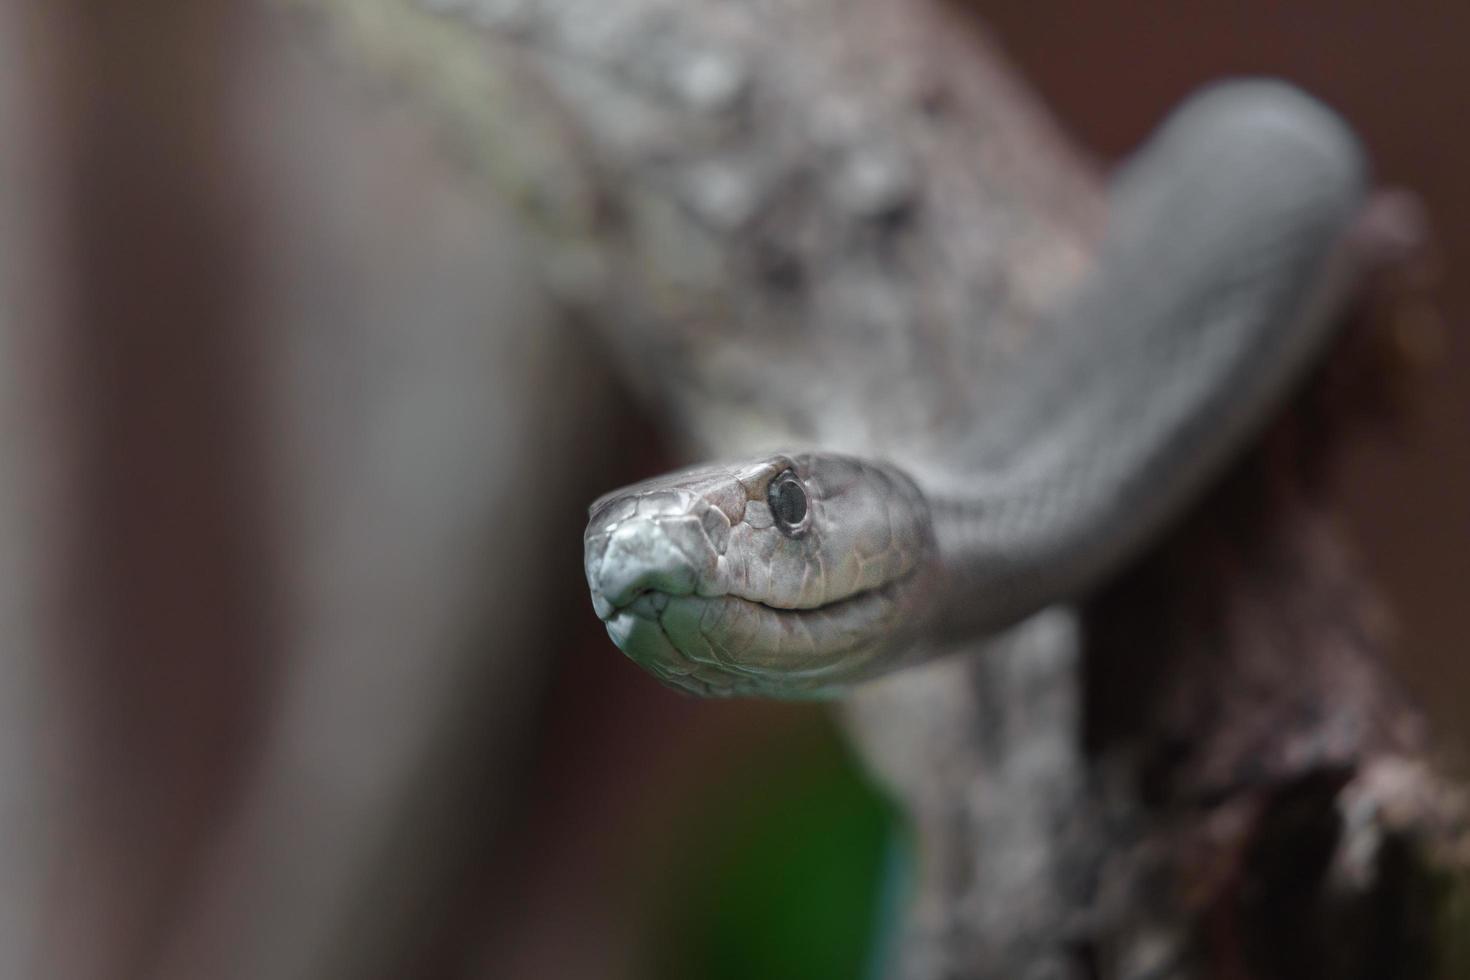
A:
<box><xmin>2</xmin><ymin>2</ymin><xmax>1464</xmax><ymax>979</ymax></box>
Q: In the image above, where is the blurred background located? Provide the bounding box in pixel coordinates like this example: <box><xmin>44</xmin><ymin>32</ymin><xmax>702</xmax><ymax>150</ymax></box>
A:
<box><xmin>1</xmin><ymin>1</ymin><xmax>1464</xmax><ymax>978</ymax></box>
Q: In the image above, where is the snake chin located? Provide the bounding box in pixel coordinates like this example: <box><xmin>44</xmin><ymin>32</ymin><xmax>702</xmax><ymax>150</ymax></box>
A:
<box><xmin>599</xmin><ymin>573</ymin><xmax>928</xmax><ymax>699</ymax></box>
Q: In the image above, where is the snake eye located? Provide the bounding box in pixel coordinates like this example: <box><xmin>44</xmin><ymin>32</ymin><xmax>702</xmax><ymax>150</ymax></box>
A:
<box><xmin>768</xmin><ymin>470</ymin><xmax>808</xmax><ymax>535</ymax></box>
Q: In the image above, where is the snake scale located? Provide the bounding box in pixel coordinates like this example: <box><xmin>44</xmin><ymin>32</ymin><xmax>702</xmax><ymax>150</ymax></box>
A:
<box><xmin>584</xmin><ymin>81</ymin><xmax>1366</xmax><ymax>698</ymax></box>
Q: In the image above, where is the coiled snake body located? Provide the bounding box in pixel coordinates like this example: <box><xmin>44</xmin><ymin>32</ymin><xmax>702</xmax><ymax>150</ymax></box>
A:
<box><xmin>584</xmin><ymin>82</ymin><xmax>1366</xmax><ymax>698</ymax></box>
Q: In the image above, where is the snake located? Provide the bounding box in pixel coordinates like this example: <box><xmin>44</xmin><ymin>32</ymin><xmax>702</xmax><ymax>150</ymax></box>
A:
<box><xmin>583</xmin><ymin>81</ymin><xmax>1367</xmax><ymax>698</ymax></box>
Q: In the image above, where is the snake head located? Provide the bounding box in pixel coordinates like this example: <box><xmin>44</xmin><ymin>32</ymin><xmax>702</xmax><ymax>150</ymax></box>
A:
<box><xmin>583</xmin><ymin>452</ymin><xmax>939</xmax><ymax>698</ymax></box>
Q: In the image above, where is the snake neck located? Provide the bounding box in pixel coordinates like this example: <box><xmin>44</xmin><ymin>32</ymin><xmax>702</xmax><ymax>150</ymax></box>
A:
<box><xmin>916</xmin><ymin>82</ymin><xmax>1365</xmax><ymax>642</ymax></box>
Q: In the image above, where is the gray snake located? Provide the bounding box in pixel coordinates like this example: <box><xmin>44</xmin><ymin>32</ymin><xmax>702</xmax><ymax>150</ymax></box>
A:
<box><xmin>583</xmin><ymin>81</ymin><xmax>1366</xmax><ymax>698</ymax></box>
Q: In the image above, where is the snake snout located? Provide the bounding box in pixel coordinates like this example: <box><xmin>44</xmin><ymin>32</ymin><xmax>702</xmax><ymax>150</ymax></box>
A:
<box><xmin>584</xmin><ymin>507</ymin><xmax>720</xmax><ymax>620</ymax></box>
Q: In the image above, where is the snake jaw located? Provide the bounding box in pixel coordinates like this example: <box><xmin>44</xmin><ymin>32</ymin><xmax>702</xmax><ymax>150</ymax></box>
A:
<box><xmin>603</xmin><ymin>600</ymin><xmax>705</xmax><ymax>690</ymax></box>
<box><xmin>602</xmin><ymin>592</ymin><xmax>760</xmax><ymax>698</ymax></box>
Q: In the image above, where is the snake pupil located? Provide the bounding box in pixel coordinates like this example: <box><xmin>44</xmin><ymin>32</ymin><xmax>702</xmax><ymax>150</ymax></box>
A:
<box><xmin>769</xmin><ymin>472</ymin><xmax>807</xmax><ymax>531</ymax></box>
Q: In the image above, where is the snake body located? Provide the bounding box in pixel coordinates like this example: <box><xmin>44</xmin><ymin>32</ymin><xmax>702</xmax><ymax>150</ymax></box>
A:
<box><xmin>584</xmin><ymin>81</ymin><xmax>1366</xmax><ymax>698</ymax></box>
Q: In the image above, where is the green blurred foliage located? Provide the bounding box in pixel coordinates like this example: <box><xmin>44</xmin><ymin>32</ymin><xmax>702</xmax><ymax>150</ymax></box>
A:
<box><xmin>640</xmin><ymin>715</ymin><xmax>903</xmax><ymax>980</ymax></box>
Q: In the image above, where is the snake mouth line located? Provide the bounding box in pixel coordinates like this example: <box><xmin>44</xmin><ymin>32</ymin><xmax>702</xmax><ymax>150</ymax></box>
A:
<box><xmin>736</xmin><ymin>574</ymin><xmax>913</xmax><ymax>617</ymax></box>
<box><xmin>608</xmin><ymin>577</ymin><xmax>913</xmax><ymax>666</ymax></box>
<box><xmin>599</xmin><ymin>572</ymin><xmax>913</xmax><ymax>624</ymax></box>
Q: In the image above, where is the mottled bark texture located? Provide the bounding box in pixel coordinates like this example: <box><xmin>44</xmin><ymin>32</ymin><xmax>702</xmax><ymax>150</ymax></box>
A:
<box><xmin>291</xmin><ymin>1</ymin><xmax>1470</xmax><ymax>978</ymax></box>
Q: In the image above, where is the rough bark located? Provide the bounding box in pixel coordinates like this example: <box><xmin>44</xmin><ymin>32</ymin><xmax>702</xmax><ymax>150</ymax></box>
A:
<box><xmin>280</xmin><ymin>0</ymin><xmax>1470</xmax><ymax>977</ymax></box>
